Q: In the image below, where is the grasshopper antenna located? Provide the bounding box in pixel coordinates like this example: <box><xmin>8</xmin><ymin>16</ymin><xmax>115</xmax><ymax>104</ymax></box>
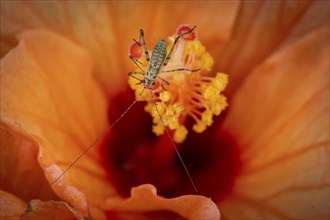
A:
<box><xmin>51</xmin><ymin>88</ymin><xmax>146</xmax><ymax>185</ymax></box>
<box><xmin>148</xmin><ymin>85</ymin><xmax>199</xmax><ymax>194</ymax></box>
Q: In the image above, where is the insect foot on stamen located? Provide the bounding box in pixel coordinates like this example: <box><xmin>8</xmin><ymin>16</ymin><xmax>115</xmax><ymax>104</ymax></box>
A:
<box><xmin>128</xmin><ymin>24</ymin><xmax>228</xmax><ymax>143</ymax></box>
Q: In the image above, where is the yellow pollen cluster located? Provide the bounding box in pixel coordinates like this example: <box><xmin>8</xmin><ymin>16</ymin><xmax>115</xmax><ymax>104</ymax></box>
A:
<box><xmin>160</xmin><ymin>91</ymin><xmax>170</xmax><ymax>102</ymax></box>
<box><xmin>145</xmin><ymin>101</ymin><xmax>185</xmax><ymax>139</ymax></box>
<box><xmin>128</xmin><ymin>29</ymin><xmax>228</xmax><ymax>143</ymax></box>
<box><xmin>193</xmin><ymin>73</ymin><xmax>228</xmax><ymax>133</ymax></box>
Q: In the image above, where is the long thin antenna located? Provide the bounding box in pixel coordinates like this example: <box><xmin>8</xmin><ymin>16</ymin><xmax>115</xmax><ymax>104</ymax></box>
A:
<box><xmin>148</xmin><ymin>86</ymin><xmax>199</xmax><ymax>194</ymax></box>
<box><xmin>51</xmin><ymin>89</ymin><xmax>146</xmax><ymax>185</ymax></box>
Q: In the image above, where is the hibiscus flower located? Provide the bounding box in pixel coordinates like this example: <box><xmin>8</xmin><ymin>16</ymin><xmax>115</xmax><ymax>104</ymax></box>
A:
<box><xmin>1</xmin><ymin>1</ymin><xmax>329</xmax><ymax>220</ymax></box>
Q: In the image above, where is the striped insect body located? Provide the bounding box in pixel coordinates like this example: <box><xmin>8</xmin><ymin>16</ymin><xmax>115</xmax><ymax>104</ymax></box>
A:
<box><xmin>145</xmin><ymin>39</ymin><xmax>167</xmax><ymax>86</ymax></box>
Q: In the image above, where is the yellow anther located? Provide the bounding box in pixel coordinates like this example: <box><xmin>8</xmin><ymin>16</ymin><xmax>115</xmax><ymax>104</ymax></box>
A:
<box><xmin>168</xmin><ymin>117</ymin><xmax>179</xmax><ymax>130</ymax></box>
<box><xmin>193</xmin><ymin>121</ymin><xmax>207</xmax><ymax>133</ymax></box>
<box><xmin>153</xmin><ymin>123</ymin><xmax>164</xmax><ymax>135</ymax></box>
<box><xmin>201</xmin><ymin>110</ymin><xmax>213</xmax><ymax>126</ymax></box>
<box><xmin>173</xmin><ymin>125</ymin><xmax>188</xmax><ymax>143</ymax></box>
<box><xmin>210</xmin><ymin>103</ymin><xmax>222</xmax><ymax>115</ymax></box>
<box><xmin>209</xmin><ymin>95</ymin><xmax>227</xmax><ymax>116</ymax></box>
<box><xmin>212</xmin><ymin>73</ymin><xmax>228</xmax><ymax>91</ymax></box>
<box><xmin>203</xmin><ymin>86</ymin><xmax>219</xmax><ymax>101</ymax></box>
<box><xmin>160</xmin><ymin>91</ymin><xmax>170</xmax><ymax>102</ymax></box>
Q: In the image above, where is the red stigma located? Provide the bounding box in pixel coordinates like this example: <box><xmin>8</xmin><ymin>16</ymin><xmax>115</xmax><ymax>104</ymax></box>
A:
<box><xmin>176</xmin><ymin>24</ymin><xmax>197</xmax><ymax>41</ymax></box>
<box><xmin>128</xmin><ymin>41</ymin><xmax>144</xmax><ymax>59</ymax></box>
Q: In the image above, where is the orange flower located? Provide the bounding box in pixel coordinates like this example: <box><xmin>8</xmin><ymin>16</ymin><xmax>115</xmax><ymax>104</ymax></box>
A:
<box><xmin>1</xmin><ymin>1</ymin><xmax>329</xmax><ymax>220</ymax></box>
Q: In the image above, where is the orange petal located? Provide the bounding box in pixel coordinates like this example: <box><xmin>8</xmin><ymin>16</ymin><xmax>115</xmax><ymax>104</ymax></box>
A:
<box><xmin>217</xmin><ymin>0</ymin><xmax>329</xmax><ymax>96</ymax></box>
<box><xmin>0</xmin><ymin>120</ymin><xmax>58</xmax><ymax>202</ymax></box>
<box><xmin>19</xmin><ymin>199</ymin><xmax>84</xmax><ymax>220</ymax></box>
<box><xmin>221</xmin><ymin>28</ymin><xmax>329</xmax><ymax>219</ymax></box>
<box><xmin>0</xmin><ymin>190</ymin><xmax>26</xmax><ymax>219</ymax></box>
<box><xmin>0</xmin><ymin>1</ymin><xmax>240</xmax><ymax>95</ymax></box>
<box><xmin>103</xmin><ymin>184</ymin><xmax>220</xmax><ymax>220</ymax></box>
<box><xmin>1</xmin><ymin>118</ymin><xmax>91</xmax><ymax>217</ymax></box>
<box><xmin>0</xmin><ymin>30</ymin><xmax>112</xmax><ymax>218</ymax></box>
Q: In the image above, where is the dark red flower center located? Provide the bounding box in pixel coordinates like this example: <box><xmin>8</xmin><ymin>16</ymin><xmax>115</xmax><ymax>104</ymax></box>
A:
<box><xmin>100</xmin><ymin>88</ymin><xmax>242</xmax><ymax>202</ymax></box>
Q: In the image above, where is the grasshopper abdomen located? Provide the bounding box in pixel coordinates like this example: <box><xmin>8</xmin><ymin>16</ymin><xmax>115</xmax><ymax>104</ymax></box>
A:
<box><xmin>145</xmin><ymin>39</ymin><xmax>167</xmax><ymax>86</ymax></box>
